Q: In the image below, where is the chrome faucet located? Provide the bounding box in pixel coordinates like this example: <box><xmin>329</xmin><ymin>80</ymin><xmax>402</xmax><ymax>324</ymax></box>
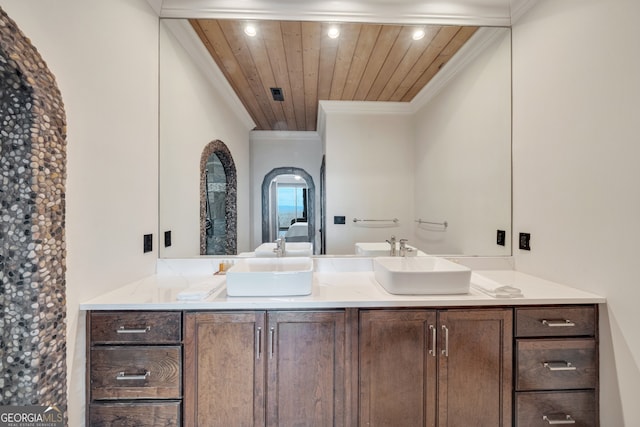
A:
<box><xmin>399</xmin><ymin>239</ymin><xmax>409</xmax><ymax>257</ymax></box>
<box><xmin>386</xmin><ymin>235</ymin><xmax>397</xmax><ymax>256</ymax></box>
<box><xmin>273</xmin><ymin>237</ymin><xmax>286</xmax><ymax>257</ymax></box>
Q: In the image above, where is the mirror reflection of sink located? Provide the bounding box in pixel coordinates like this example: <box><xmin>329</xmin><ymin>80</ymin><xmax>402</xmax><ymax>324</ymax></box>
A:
<box><xmin>355</xmin><ymin>242</ymin><xmax>426</xmax><ymax>256</ymax></box>
<box><xmin>254</xmin><ymin>242</ymin><xmax>313</xmax><ymax>257</ymax></box>
<box><xmin>226</xmin><ymin>257</ymin><xmax>313</xmax><ymax>296</ymax></box>
<box><xmin>373</xmin><ymin>256</ymin><xmax>471</xmax><ymax>295</ymax></box>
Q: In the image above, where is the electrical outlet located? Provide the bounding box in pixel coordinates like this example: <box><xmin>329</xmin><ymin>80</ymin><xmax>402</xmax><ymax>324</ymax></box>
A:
<box><xmin>519</xmin><ymin>232</ymin><xmax>531</xmax><ymax>251</ymax></box>
<box><xmin>496</xmin><ymin>230</ymin><xmax>506</xmax><ymax>246</ymax></box>
<box><xmin>334</xmin><ymin>215</ymin><xmax>346</xmax><ymax>225</ymax></box>
<box><xmin>143</xmin><ymin>234</ymin><xmax>153</xmax><ymax>253</ymax></box>
<box><xmin>164</xmin><ymin>230</ymin><xmax>172</xmax><ymax>248</ymax></box>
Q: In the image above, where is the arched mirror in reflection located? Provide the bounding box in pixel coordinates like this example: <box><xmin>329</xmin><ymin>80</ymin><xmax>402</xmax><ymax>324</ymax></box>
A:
<box><xmin>262</xmin><ymin>167</ymin><xmax>315</xmax><ymax>251</ymax></box>
<box><xmin>200</xmin><ymin>140</ymin><xmax>237</xmax><ymax>255</ymax></box>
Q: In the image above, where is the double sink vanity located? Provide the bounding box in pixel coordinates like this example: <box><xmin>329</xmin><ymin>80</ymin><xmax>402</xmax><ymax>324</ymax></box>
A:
<box><xmin>81</xmin><ymin>252</ymin><xmax>604</xmax><ymax>426</ymax></box>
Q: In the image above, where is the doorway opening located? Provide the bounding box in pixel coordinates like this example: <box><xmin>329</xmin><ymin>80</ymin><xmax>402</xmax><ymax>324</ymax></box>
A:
<box><xmin>261</xmin><ymin>167</ymin><xmax>315</xmax><ymax>251</ymax></box>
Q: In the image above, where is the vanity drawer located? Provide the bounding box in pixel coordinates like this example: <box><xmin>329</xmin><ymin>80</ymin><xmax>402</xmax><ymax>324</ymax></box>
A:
<box><xmin>90</xmin><ymin>346</ymin><xmax>182</xmax><ymax>400</ymax></box>
<box><xmin>516</xmin><ymin>306</ymin><xmax>596</xmax><ymax>338</ymax></box>
<box><xmin>90</xmin><ymin>311</ymin><xmax>182</xmax><ymax>344</ymax></box>
<box><xmin>516</xmin><ymin>338</ymin><xmax>596</xmax><ymax>391</ymax></box>
<box><xmin>89</xmin><ymin>401</ymin><xmax>181</xmax><ymax>426</ymax></box>
<box><xmin>515</xmin><ymin>391</ymin><xmax>597</xmax><ymax>427</ymax></box>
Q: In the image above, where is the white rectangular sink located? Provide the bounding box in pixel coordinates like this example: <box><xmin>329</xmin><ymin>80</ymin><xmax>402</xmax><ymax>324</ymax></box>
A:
<box><xmin>226</xmin><ymin>257</ymin><xmax>313</xmax><ymax>296</ymax></box>
<box><xmin>373</xmin><ymin>256</ymin><xmax>471</xmax><ymax>295</ymax></box>
<box><xmin>254</xmin><ymin>242</ymin><xmax>313</xmax><ymax>257</ymax></box>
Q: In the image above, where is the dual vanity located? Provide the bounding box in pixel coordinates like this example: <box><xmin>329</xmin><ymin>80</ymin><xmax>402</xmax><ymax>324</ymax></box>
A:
<box><xmin>81</xmin><ymin>256</ymin><xmax>604</xmax><ymax>426</ymax></box>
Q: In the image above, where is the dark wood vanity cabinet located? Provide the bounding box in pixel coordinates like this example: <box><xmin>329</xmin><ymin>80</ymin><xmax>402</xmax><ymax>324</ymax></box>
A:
<box><xmin>86</xmin><ymin>304</ymin><xmax>599</xmax><ymax>427</ymax></box>
<box><xmin>359</xmin><ymin>308</ymin><xmax>513</xmax><ymax>427</ymax></box>
<box><xmin>183</xmin><ymin>310</ymin><xmax>350</xmax><ymax>427</ymax></box>
<box><xmin>87</xmin><ymin>311</ymin><xmax>183</xmax><ymax>426</ymax></box>
<box><xmin>514</xmin><ymin>305</ymin><xmax>599</xmax><ymax>427</ymax></box>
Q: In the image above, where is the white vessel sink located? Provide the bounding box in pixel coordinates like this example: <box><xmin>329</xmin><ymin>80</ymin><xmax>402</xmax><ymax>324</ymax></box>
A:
<box><xmin>254</xmin><ymin>242</ymin><xmax>313</xmax><ymax>257</ymax></box>
<box><xmin>373</xmin><ymin>256</ymin><xmax>471</xmax><ymax>295</ymax></box>
<box><xmin>226</xmin><ymin>257</ymin><xmax>313</xmax><ymax>296</ymax></box>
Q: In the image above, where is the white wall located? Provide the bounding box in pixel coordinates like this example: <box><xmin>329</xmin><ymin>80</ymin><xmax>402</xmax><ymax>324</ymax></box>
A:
<box><xmin>512</xmin><ymin>0</ymin><xmax>640</xmax><ymax>424</ymax></box>
<box><xmin>159</xmin><ymin>20</ymin><xmax>252</xmax><ymax>257</ymax></box>
<box><xmin>413</xmin><ymin>30</ymin><xmax>511</xmax><ymax>255</ymax></box>
<box><xmin>0</xmin><ymin>0</ymin><xmax>159</xmax><ymax>424</ymax></box>
<box><xmin>249</xmin><ymin>131</ymin><xmax>323</xmax><ymax>251</ymax></box>
<box><xmin>323</xmin><ymin>109</ymin><xmax>415</xmax><ymax>254</ymax></box>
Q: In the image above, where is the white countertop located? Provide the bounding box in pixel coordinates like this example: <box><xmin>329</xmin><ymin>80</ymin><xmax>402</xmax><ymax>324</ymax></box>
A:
<box><xmin>79</xmin><ymin>257</ymin><xmax>605</xmax><ymax>311</ymax></box>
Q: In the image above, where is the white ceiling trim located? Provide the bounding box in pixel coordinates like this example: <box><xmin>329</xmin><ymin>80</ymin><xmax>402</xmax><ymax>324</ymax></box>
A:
<box><xmin>509</xmin><ymin>0</ymin><xmax>539</xmax><ymax>24</ymax></box>
<box><xmin>162</xmin><ymin>19</ymin><xmax>256</xmax><ymax>130</ymax></box>
<box><xmin>152</xmin><ymin>0</ymin><xmax>515</xmax><ymax>26</ymax></box>
<box><xmin>319</xmin><ymin>101</ymin><xmax>414</xmax><ymax>116</ymax></box>
<box><xmin>250</xmin><ymin>130</ymin><xmax>321</xmax><ymax>142</ymax></box>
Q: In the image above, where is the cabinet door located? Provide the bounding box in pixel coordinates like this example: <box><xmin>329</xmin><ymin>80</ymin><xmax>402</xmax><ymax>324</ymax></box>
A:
<box><xmin>266</xmin><ymin>310</ymin><xmax>346</xmax><ymax>427</ymax></box>
<box><xmin>437</xmin><ymin>309</ymin><xmax>513</xmax><ymax>427</ymax></box>
<box><xmin>184</xmin><ymin>312</ymin><xmax>266</xmax><ymax>427</ymax></box>
<box><xmin>359</xmin><ymin>309</ymin><xmax>437</xmax><ymax>427</ymax></box>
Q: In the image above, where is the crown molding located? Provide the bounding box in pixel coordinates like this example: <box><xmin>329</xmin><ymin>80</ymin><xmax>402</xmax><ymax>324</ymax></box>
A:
<box><xmin>318</xmin><ymin>100</ymin><xmax>414</xmax><ymax>116</ymax></box>
<box><xmin>151</xmin><ymin>0</ymin><xmax>514</xmax><ymax>26</ymax></box>
<box><xmin>145</xmin><ymin>0</ymin><xmax>163</xmax><ymax>15</ymax></box>
<box><xmin>162</xmin><ymin>19</ymin><xmax>256</xmax><ymax>130</ymax></box>
<box><xmin>250</xmin><ymin>130</ymin><xmax>321</xmax><ymax>142</ymax></box>
<box><xmin>509</xmin><ymin>0</ymin><xmax>539</xmax><ymax>24</ymax></box>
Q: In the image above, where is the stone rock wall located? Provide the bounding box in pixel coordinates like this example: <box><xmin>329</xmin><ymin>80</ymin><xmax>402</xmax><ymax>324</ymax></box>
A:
<box><xmin>0</xmin><ymin>7</ymin><xmax>67</xmax><ymax>413</ymax></box>
<box><xmin>199</xmin><ymin>140</ymin><xmax>237</xmax><ymax>255</ymax></box>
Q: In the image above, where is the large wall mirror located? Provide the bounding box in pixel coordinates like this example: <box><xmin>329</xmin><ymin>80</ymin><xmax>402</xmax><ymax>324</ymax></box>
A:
<box><xmin>159</xmin><ymin>11</ymin><xmax>512</xmax><ymax>258</ymax></box>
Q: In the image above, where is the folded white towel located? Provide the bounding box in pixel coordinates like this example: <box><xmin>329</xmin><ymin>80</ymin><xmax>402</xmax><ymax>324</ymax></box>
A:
<box><xmin>471</xmin><ymin>272</ymin><xmax>523</xmax><ymax>298</ymax></box>
<box><xmin>176</xmin><ymin>276</ymin><xmax>226</xmax><ymax>301</ymax></box>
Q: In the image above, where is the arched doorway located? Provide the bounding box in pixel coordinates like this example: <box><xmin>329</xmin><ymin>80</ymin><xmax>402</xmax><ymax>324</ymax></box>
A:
<box><xmin>261</xmin><ymin>167</ymin><xmax>315</xmax><ymax>251</ymax></box>
<box><xmin>0</xmin><ymin>8</ymin><xmax>68</xmax><ymax>412</ymax></box>
<box><xmin>199</xmin><ymin>140</ymin><xmax>237</xmax><ymax>255</ymax></box>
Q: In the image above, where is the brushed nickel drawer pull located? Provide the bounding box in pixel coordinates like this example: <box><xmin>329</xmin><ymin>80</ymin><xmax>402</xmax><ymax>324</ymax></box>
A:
<box><xmin>428</xmin><ymin>325</ymin><xmax>437</xmax><ymax>357</ymax></box>
<box><xmin>541</xmin><ymin>319</ymin><xmax>576</xmax><ymax>327</ymax></box>
<box><xmin>441</xmin><ymin>325</ymin><xmax>449</xmax><ymax>357</ymax></box>
<box><xmin>116</xmin><ymin>371</ymin><xmax>150</xmax><ymax>381</ymax></box>
<box><xmin>268</xmin><ymin>327</ymin><xmax>275</xmax><ymax>359</ymax></box>
<box><xmin>256</xmin><ymin>327</ymin><xmax>262</xmax><ymax>360</ymax></box>
<box><xmin>116</xmin><ymin>326</ymin><xmax>151</xmax><ymax>334</ymax></box>
<box><xmin>543</xmin><ymin>361</ymin><xmax>577</xmax><ymax>371</ymax></box>
<box><xmin>542</xmin><ymin>414</ymin><xmax>576</xmax><ymax>424</ymax></box>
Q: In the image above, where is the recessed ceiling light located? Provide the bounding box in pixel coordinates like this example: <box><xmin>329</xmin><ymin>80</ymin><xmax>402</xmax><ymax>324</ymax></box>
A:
<box><xmin>412</xmin><ymin>29</ymin><xmax>426</xmax><ymax>41</ymax></box>
<box><xmin>244</xmin><ymin>24</ymin><xmax>257</xmax><ymax>37</ymax></box>
<box><xmin>327</xmin><ymin>26</ymin><xmax>340</xmax><ymax>39</ymax></box>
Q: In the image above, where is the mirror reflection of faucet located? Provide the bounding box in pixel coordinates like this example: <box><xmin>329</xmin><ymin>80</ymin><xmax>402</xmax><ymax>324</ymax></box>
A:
<box><xmin>273</xmin><ymin>237</ymin><xmax>287</xmax><ymax>257</ymax></box>
<box><xmin>386</xmin><ymin>236</ymin><xmax>396</xmax><ymax>256</ymax></box>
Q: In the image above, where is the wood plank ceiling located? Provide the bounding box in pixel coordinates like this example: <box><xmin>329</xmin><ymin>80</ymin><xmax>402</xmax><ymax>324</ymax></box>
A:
<box><xmin>190</xmin><ymin>19</ymin><xmax>478</xmax><ymax>131</ymax></box>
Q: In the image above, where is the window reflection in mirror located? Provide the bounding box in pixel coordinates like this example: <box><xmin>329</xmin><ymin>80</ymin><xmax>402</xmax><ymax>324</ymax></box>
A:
<box><xmin>262</xmin><ymin>167</ymin><xmax>315</xmax><ymax>251</ymax></box>
<box><xmin>269</xmin><ymin>174</ymin><xmax>308</xmax><ymax>241</ymax></box>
